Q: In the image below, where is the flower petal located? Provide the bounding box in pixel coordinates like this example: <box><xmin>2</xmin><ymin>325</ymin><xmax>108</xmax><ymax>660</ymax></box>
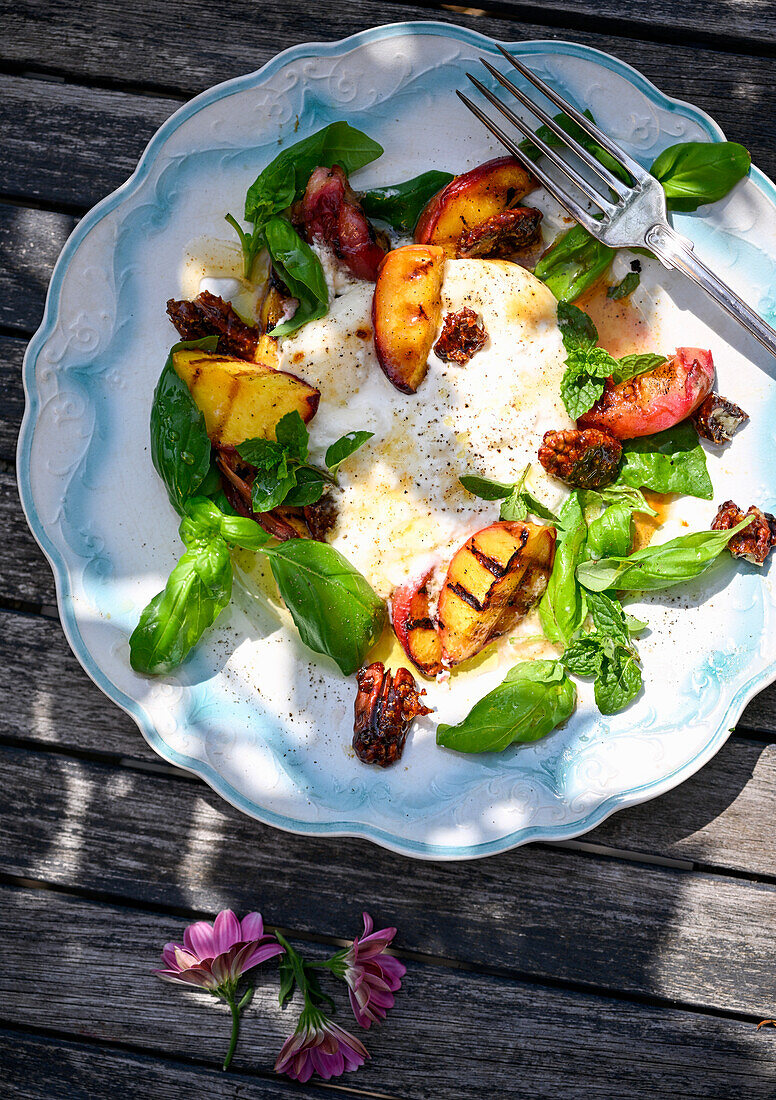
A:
<box><xmin>161</xmin><ymin>942</ymin><xmax>183</xmax><ymax>970</ymax></box>
<box><xmin>213</xmin><ymin>909</ymin><xmax>241</xmax><ymax>955</ymax></box>
<box><xmin>236</xmin><ymin>940</ymin><xmax>285</xmax><ymax>973</ymax></box>
<box><xmin>239</xmin><ymin>911</ymin><xmax>265</xmax><ymax>941</ymax></box>
<box><xmin>183</xmin><ymin>920</ymin><xmax>215</xmax><ymax>961</ymax></box>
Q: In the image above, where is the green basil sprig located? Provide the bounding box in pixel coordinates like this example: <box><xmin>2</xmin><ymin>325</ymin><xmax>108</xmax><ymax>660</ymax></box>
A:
<box><xmin>557</xmin><ymin>302</ymin><xmax>666</xmax><ymax>419</ymax></box>
<box><xmin>538</xmin><ymin>491</ymin><xmax>588</xmax><ymax>648</ymax></box>
<box><xmin>618</xmin><ymin>421</ymin><xmax>713</xmax><ymax>499</ymax></box>
<box><xmin>360</xmin><ymin>170</ymin><xmax>454</xmax><ymax>233</ymax></box>
<box><xmin>436</xmin><ymin>660</ymin><xmax>576</xmax><ymax>753</ymax></box>
<box><xmin>582</xmin><ymin>484</ymin><xmax>656</xmax><ymax>562</ymax></box>
<box><xmin>459</xmin><ymin>465</ymin><xmax>559</xmax><ymax>523</ymax></box>
<box><xmin>534</xmin><ymin>223</ymin><xmax>616</xmax><ymax>304</ymax></box>
<box><xmin>237</xmin><ymin>410</ymin><xmax>372</xmax><ymax>513</ymax></box>
<box><xmin>562</xmin><ymin>591</ymin><xmax>642</xmax><ymax>714</ymax></box>
<box><xmin>577</xmin><ymin>515</ymin><xmax>753</xmax><ymax>593</ymax></box>
<box><xmin>130</xmin><ymin>499</ymin><xmax>270</xmax><ymax>675</ymax></box>
<box><xmin>263</xmin><ymin>540</ymin><xmax>386</xmax><ymax>675</ymax></box>
<box><xmin>150</xmin><ymin>337</ymin><xmax>219</xmax><ymax>514</ymax></box>
<box><xmin>649</xmin><ymin>141</ymin><xmax>751</xmax><ymax>213</ymax></box>
<box><xmin>244</xmin><ymin>122</ymin><xmax>384</xmax><ymax>229</ymax></box>
<box><xmin>262</xmin><ymin>216</ymin><xmax>330</xmax><ymax>338</ymax></box>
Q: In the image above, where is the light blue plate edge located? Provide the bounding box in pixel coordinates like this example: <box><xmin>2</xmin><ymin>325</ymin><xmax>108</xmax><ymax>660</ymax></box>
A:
<box><xmin>16</xmin><ymin>20</ymin><xmax>776</xmax><ymax>860</ymax></box>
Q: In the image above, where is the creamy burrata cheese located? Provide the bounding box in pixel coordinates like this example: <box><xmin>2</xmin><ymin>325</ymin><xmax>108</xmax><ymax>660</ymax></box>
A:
<box><xmin>278</xmin><ymin>258</ymin><xmax>572</xmax><ymax>598</ymax></box>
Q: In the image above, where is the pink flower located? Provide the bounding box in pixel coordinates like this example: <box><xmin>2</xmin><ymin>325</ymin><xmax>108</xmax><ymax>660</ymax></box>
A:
<box><xmin>155</xmin><ymin>909</ymin><xmax>283</xmax><ymax>993</ymax></box>
<box><xmin>340</xmin><ymin>912</ymin><xmax>406</xmax><ymax>1028</ymax></box>
<box><xmin>274</xmin><ymin>1010</ymin><xmax>369</xmax><ymax>1082</ymax></box>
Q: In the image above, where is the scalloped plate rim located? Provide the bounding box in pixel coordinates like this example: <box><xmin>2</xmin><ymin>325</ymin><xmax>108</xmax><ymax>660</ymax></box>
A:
<box><xmin>16</xmin><ymin>20</ymin><xmax>776</xmax><ymax>859</ymax></box>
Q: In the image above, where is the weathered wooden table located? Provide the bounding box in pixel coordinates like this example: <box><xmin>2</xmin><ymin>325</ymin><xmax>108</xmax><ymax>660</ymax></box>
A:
<box><xmin>2</xmin><ymin>3</ymin><xmax>776</xmax><ymax>1096</ymax></box>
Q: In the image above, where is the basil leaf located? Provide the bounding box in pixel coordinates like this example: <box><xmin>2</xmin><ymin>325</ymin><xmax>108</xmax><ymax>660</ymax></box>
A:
<box><xmin>557</xmin><ymin>300</ymin><xmax>599</xmax><ymax>353</ymax></box>
<box><xmin>610</xmin><ymin>352</ymin><xmax>666</xmax><ymax>386</ymax></box>
<box><xmin>538</xmin><ymin>491</ymin><xmax>587</xmax><ymax>647</ymax></box>
<box><xmin>607</xmin><ymin>270</ymin><xmax>640</xmax><ymax>300</ymax></box>
<box><xmin>181</xmin><ymin>497</ymin><xmax>270</xmax><ymax>552</ymax></box>
<box><xmin>283</xmin><ymin>466</ymin><xmax>326</xmax><ymax>507</ymax></box>
<box><xmin>264</xmin><ymin>540</ymin><xmax>385</xmax><ymax>674</ymax></box>
<box><xmin>459</xmin><ymin>474</ymin><xmax>513</xmax><ymax>501</ymax></box>
<box><xmin>436</xmin><ymin>660</ymin><xmax>576</xmax><ymax>754</ymax></box>
<box><xmin>129</xmin><ymin>538</ymin><xmax>233</xmax><ymax>675</ymax></box>
<box><xmin>577</xmin><ymin>515</ymin><xmax>753</xmax><ymax>592</ymax></box>
<box><xmin>535</xmin><ymin>224</ymin><xmax>615</xmax><ymax>303</ymax></box>
<box><xmin>325</xmin><ymin>431</ymin><xmax>374</xmax><ymax>474</ymax></box>
<box><xmin>589</xmin><ymin>482</ymin><xmax>657</xmax><ymax>517</ymax></box>
<box><xmin>560</xmin><ymin>346</ymin><xmax>617</xmax><ymax>420</ymax></box>
<box><xmin>514</xmin><ymin>492</ymin><xmax>560</xmax><ymax>525</ymax></box>
<box><xmin>264</xmin><ymin>216</ymin><xmax>329</xmax><ymax>338</ymax></box>
<box><xmin>360</xmin><ymin>171</ymin><xmax>454</xmax><ymax>233</ymax></box>
<box><xmin>618</xmin><ymin>422</ymin><xmax>713</xmax><ymax>499</ymax></box>
<box><xmin>521</xmin><ymin>109</ymin><xmax>631</xmax><ymax>184</ymax></box>
<box><xmin>150</xmin><ymin>337</ymin><xmax>218</xmax><ymax>514</ymax></box>
<box><xmin>650</xmin><ymin>141</ymin><xmax>751</xmax><ymax>213</ymax></box>
<box><xmin>244</xmin><ymin>121</ymin><xmax>384</xmax><ymax>227</ymax></box>
<box><xmin>594</xmin><ymin>648</ymin><xmax>642</xmax><ymax>714</ymax></box>
<box><xmin>275</xmin><ymin>409</ymin><xmax>309</xmax><ymax>459</ymax></box>
<box><xmin>585</xmin><ymin>501</ymin><xmax>633</xmax><ymax>560</ymax></box>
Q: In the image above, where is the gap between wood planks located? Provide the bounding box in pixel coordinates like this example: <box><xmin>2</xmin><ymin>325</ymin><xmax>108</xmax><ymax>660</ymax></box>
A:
<box><xmin>0</xmin><ymin>868</ymin><xmax>769</xmax><ymax>1032</ymax></box>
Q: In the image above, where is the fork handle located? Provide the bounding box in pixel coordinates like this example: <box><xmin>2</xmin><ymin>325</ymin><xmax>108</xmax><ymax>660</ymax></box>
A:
<box><xmin>645</xmin><ymin>222</ymin><xmax>776</xmax><ymax>360</ymax></box>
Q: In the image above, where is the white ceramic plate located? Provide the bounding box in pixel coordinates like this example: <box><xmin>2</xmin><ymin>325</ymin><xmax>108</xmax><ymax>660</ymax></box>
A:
<box><xmin>18</xmin><ymin>22</ymin><xmax>776</xmax><ymax>859</ymax></box>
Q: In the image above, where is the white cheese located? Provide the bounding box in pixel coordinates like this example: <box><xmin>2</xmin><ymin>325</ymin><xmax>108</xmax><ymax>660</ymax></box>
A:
<box><xmin>279</xmin><ymin>257</ymin><xmax>572</xmax><ymax>598</ymax></box>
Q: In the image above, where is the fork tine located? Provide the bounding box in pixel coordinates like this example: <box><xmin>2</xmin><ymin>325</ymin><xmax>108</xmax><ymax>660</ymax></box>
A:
<box><xmin>496</xmin><ymin>45</ymin><xmax>649</xmax><ymax>183</ymax></box>
<box><xmin>455</xmin><ymin>90</ymin><xmax>601</xmax><ymax>234</ymax></box>
<box><xmin>465</xmin><ymin>73</ymin><xmax>617</xmax><ymax>217</ymax></box>
<box><xmin>479</xmin><ymin>57</ymin><xmax>632</xmax><ymax>199</ymax></box>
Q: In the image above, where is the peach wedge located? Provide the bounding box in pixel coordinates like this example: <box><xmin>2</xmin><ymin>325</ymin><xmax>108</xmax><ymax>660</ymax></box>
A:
<box><xmin>372</xmin><ymin>244</ymin><xmax>445</xmax><ymax>394</ymax></box>
<box><xmin>414</xmin><ymin>157</ymin><xmax>535</xmax><ymax>257</ymax></box>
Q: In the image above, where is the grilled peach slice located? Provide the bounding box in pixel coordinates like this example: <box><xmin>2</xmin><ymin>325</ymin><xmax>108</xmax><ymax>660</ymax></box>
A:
<box><xmin>414</xmin><ymin>157</ymin><xmax>535</xmax><ymax>257</ymax></box>
<box><xmin>172</xmin><ymin>348</ymin><xmax>319</xmax><ymax>448</ymax></box>
<box><xmin>391</xmin><ymin>569</ymin><xmax>444</xmax><ymax>678</ymax></box>
<box><xmin>372</xmin><ymin>244</ymin><xmax>445</xmax><ymax>394</ymax></box>
<box><xmin>438</xmin><ymin>521</ymin><xmax>556</xmax><ymax>666</ymax></box>
<box><xmin>578</xmin><ymin>348</ymin><xmax>714</xmax><ymax>440</ymax></box>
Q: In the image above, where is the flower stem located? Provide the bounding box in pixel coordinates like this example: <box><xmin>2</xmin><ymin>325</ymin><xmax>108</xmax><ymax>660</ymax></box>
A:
<box><xmin>223</xmin><ymin>995</ymin><xmax>240</xmax><ymax>1071</ymax></box>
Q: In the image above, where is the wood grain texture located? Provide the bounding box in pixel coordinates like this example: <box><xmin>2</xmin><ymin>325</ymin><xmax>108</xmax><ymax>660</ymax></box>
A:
<box><xmin>2</xmin><ymin>745</ymin><xmax>775</xmax><ymax>1015</ymax></box>
<box><xmin>0</xmin><ymin>468</ymin><xmax>56</xmax><ymax>607</ymax></box>
<box><xmin>0</xmin><ymin>6</ymin><xmax>774</xmax><ymax>216</ymax></box>
<box><xmin>0</xmin><ymin>605</ymin><xmax>773</xmax><ymax>869</ymax></box>
<box><xmin>1</xmin><ymin>885</ymin><xmax>775</xmax><ymax>1099</ymax></box>
<box><xmin>0</xmin><ymin>1029</ymin><xmax>335</xmax><ymax>1100</ymax></box>
<box><xmin>0</xmin><ymin>335</ymin><xmax>25</xmax><ymax>459</ymax></box>
<box><xmin>0</xmin><ymin>202</ymin><xmax>75</xmax><ymax>332</ymax></box>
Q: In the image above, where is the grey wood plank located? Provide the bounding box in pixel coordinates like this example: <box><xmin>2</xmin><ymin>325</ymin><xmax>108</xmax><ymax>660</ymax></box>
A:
<box><xmin>0</xmin><ymin>202</ymin><xmax>75</xmax><ymax>333</ymax></box>
<box><xmin>1</xmin><ymin>745</ymin><xmax>774</xmax><ymax>1016</ymax></box>
<box><xmin>1</xmin><ymin>603</ymin><xmax>774</xmax><ymax>872</ymax></box>
<box><xmin>0</xmin><ymin>467</ymin><xmax>57</xmax><ymax>607</ymax></box>
<box><xmin>0</xmin><ymin>8</ymin><xmax>774</xmax><ymax>217</ymax></box>
<box><xmin>0</xmin><ymin>608</ymin><xmax>157</xmax><ymax>762</ymax></box>
<box><xmin>0</xmin><ymin>335</ymin><xmax>25</xmax><ymax>459</ymax></box>
<box><xmin>1</xmin><ymin>885</ymin><xmax>774</xmax><ymax>1100</ymax></box>
<box><xmin>0</xmin><ymin>1029</ymin><xmax>334</xmax><ymax>1100</ymax></box>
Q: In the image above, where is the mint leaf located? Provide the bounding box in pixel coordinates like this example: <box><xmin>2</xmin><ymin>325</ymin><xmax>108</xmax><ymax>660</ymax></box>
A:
<box><xmin>275</xmin><ymin>410</ymin><xmax>310</xmax><ymax>460</ymax></box>
<box><xmin>557</xmin><ymin>300</ymin><xmax>599</xmax><ymax>353</ymax></box>
<box><xmin>325</xmin><ymin>431</ymin><xmax>373</xmax><ymax>474</ymax></box>
<box><xmin>560</xmin><ymin>347</ymin><xmax>615</xmax><ymax>420</ymax></box>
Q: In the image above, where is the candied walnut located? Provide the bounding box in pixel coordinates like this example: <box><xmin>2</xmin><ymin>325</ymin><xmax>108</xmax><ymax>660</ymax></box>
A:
<box><xmin>692</xmin><ymin>392</ymin><xmax>749</xmax><ymax>445</ymax></box>
<box><xmin>304</xmin><ymin>493</ymin><xmax>338</xmax><ymax>541</ymax></box>
<box><xmin>711</xmin><ymin>500</ymin><xmax>776</xmax><ymax>566</ymax></box>
<box><xmin>166</xmin><ymin>291</ymin><xmax>260</xmax><ymax>361</ymax></box>
<box><xmin>433</xmin><ymin>307</ymin><xmax>487</xmax><ymax>365</ymax></box>
<box><xmin>353</xmin><ymin>663</ymin><xmax>431</xmax><ymax>767</ymax></box>
<box><xmin>538</xmin><ymin>428</ymin><xmax>622</xmax><ymax>490</ymax></box>
<box><xmin>455</xmin><ymin>206</ymin><xmax>542</xmax><ymax>259</ymax></box>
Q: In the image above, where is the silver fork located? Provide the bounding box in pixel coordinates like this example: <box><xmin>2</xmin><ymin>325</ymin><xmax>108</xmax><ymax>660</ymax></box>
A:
<box><xmin>458</xmin><ymin>46</ymin><xmax>776</xmax><ymax>360</ymax></box>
